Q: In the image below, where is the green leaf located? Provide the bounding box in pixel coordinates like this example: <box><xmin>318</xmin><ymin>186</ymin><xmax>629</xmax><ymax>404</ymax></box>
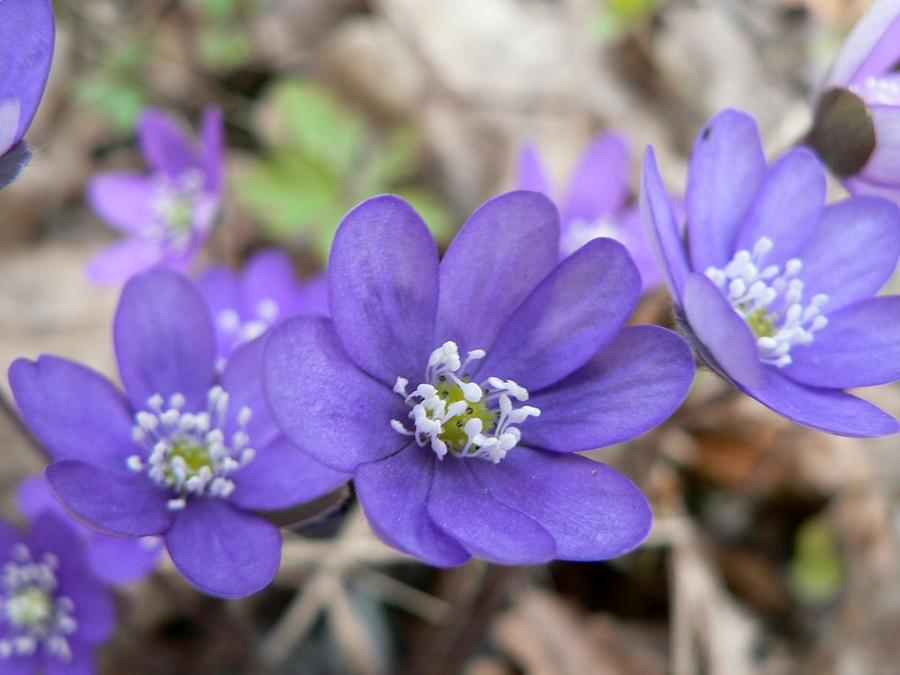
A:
<box><xmin>362</xmin><ymin>128</ymin><xmax>420</xmax><ymax>192</ymax></box>
<box><xmin>789</xmin><ymin>514</ymin><xmax>845</xmax><ymax>604</ymax></box>
<box><xmin>394</xmin><ymin>187</ymin><xmax>456</xmax><ymax>244</ymax></box>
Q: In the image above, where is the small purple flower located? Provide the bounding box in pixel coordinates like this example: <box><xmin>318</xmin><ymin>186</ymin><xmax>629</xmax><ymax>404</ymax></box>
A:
<box><xmin>18</xmin><ymin>476</ymin><xmax>161</xmax><ymax>587</ymax></box>
<box><xmin>263</xmin><ymin>192</ymin><xmax>695</xmax><ymax>566</ymax></box>
<box><xmin>517</xmin><ymin>133</ymin><xmax>662</xmax><ymax>292</ymax></box>
<box><xmin>87</xmin><ymin>107</ymin><xmax>225</xmax><ymax>285</ymax></box>
<box><xmin>641</xmin><ymin>108</ymin><xmax>900</xmax><ymax>437</ymax></box>
<box><xmin>0</xmin><ymin>513</ymin><xmax>114</xmax><ymax>674</ymax></box>
<box><xmin>0</xmin><ymin>0</ymin><xmax>55</xmax><ymax>189</ymax></box>
<box><xmin>9</xmin><ymin>269</ymin><xmax>348</xmax><ymax>598</ymax></box>
<box><xmin>809</xmin><ymin>0</ymin><xmax>900</xmax><ymax>199</ymax></box>
<box><xmin>199</xmin><ymin>248</ymin><xmax>328</xmax><ymax>365</ymax></box>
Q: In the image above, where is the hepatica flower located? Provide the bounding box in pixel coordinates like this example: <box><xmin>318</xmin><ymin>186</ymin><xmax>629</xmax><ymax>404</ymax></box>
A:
<box><xmin>87</xmin><ymin>107</ymin><xmax>225</xmax><ymax>285</ymax></box>
<box><xmin>642</xmin><ymin>108</ymin><xmax>900</xmax><ymax>437</ymax></box>
<box><xmin>0</xmin><ymin>0</ymin><xmax>55</xmax><ymax>189</ymax></box>
<box><xmin>0</xmin><ymin>513</ymin><xmax>114</xmax><ymax>674</ymax></box>
<box><xmin>18</xmin><ymin>476</ymin><xmax>161</xmax><ymax>587</ymax></box>
<box><xmin>517</xmin><ymin>133</ymin><xmax>661</xmax><ymax>292</ymax></box>
<box><xmin>264</xmin><ymin>192</ymin><xmax>695</xmax><ymax>566</ymax></box>
<box><xmin>10</xmin><ymin>269</ymin><xmax>348</xmax><ymax>598</ymax></box>
<box><xmin>808</xmin><ymin>0</ymin><xmax>900</xmax><ymax>200</ymax></box>
<box><xmin>199</xmin><ymin>248</ymin><xmax>328</xmax><ymax>365</ymax></box>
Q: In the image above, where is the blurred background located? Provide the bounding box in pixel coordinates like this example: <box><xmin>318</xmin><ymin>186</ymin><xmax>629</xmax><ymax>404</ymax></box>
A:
<box><xmin>1</xmin><ymin>0</ymin><xmax>900</xmax><ymax>673</ymax></box>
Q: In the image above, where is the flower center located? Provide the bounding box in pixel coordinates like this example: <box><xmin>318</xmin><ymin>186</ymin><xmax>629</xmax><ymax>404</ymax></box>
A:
<box><xmin>391</xmin><ymin>341</ymin><xmax>540</xmax><ymax>463</ymax></box>
<box><xmin>0</xmin><ymin>545</ymin><xmax>77</xmax><ymax>663</ymax></box>
<box><xmin>149</xmin><ymin>169</ymin><xmax>205</xmax><ymax>252</ymax></box>
<box><xmin>127</xmin><ymin>386</ymin><xmax>256</xmax><ymax>511</ymax></box>
<box><xmin>704</xmin><ymin>237</ymin><xmax>829</xmax><ymax>367</ymax></box>
<box><xmin>216</xmin><ymin>298</ymin><xmax>281</xmax><ymax>353</ymax></box>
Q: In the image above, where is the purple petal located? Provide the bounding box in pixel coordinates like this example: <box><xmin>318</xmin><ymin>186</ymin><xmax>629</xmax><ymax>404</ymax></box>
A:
<box><xmin>86</xmin><ymin>535</ymin><xmax>161</xmax><ymax>586</ymax></box>
<box><xmin>46</xmin><ymin>644</ymin><xmax>95</xmax><ymax>675</ymax></box>
<box><xmin>329</xmin><ymin>195</ymin><xmax>439</xmax><ymax>384</ymax></box>
<box><xmin>683</xmin><ymin>272</ymin><xmax>765</xmax><ymax>388</ymax></box>
<box><xmin>115</xmin><ymin>268</ymin><xmax>217</xmax><ymax>412</ymax></box>
<box><xmin>427</xmin><ymin>459</ymin><xmax>556</xmax><ymax>564</ymax></box>
<box><xmin>9</xmin><ymin>356</ymin><xmax>136</xmax><ymax>467</ymax></box>
<box><xmin>477</xmin><ymin>237</ymin><xmax>640</xmax><ymax>391</ymax></box>
<box><xmin>165</xmin><ymin>500</ymin><xmax>280</xmax><ymax>598</ymax></box>
<box><xmin>46</xmin><ymin>460</ymin><xmax>172</xmax><ymax>537</ymax></box>
<box><xmin>264</xmin><ymin>317</ymin><xmax>407</xmax><ymax>472</ymax></box>
<box><xmin>524</xmin><ymin>325</ymin><xmax>694</xmax><ymax>452</ymax></box>
<box><xmin>0</xmin><ymin>521</ymin><xmax>23</xmax><ymax>561</ymax></box>
<box><xmin>87</xmin><ymin>172</ymin><xmax>155</xmax><ymax>232</ymax></box>
<box><xmin>63</xmin><ymin>580</ymin><xmax>115</xmax><ymax>644</ymax></box>
<box><xmin>824</xmin><ymin>0</ymin><xmax>900</xmax><ymax>88</ymax></box>
<box><xmin>785</xmin><ymin>296</ymin><xmax>900</xmax><ymax>388</ymax></box>
<box><xmin>516</xmin><ymin>143</ymin><xmax>554</xmax><ymax>197</ymax></box>
<box><xmin>356</xmin><ymin>446</ymin><xmax>471</xmax><ymax>566</ymax></box>
<box><xmin>640</xmin><ymin>147</ymin><xmax>689</xmax><ymax>298</ymax></box>
<box><xmin>24</xmin><ymin>514</ymin><xmax>83</xmax><ymax>569</ymax></box>
<box><xmin>138</xmin><ymin>108</ymin><xmax>200</xmax><ymax>178</ymax></box>
<box><xmin>732</xmin><ymin>148</ymin><xmax>826</xmax><ymax>263</ymax></box>
<box><xmin>230</xmin><ymin>436</ymin><xmax>349</xmax><ymax>511</ymax></box>
<box><xmin>198</xmin><ymin>264</ymin><xmax>240</xmax><ymax>359</ymax></box>
<box><xmin>685</xmin><ymin>110</ymin><xmax>767</xmax><ymax>271</ymax></box>
<box><xmin>618</xmin><ymin>206</ymin><xmax>663</xmax><ymax>293</ymax></box>
<box><xmin>471</xmin><ymin>447</ymin><xmax>652</xmax><ymax>560</ymax></box>
<box><xmin>220</xmin><ymin>336</ymin><xmax>280</xmax><ymax>449</ymax></box>
<box><xmin>0</xmin><ymin>140</ymin><xmax>31</xmax><ymax>189</ymax></box>
<box><xmin>860</xmin><ymin>103</ymin><xmax>900</xmax><ymax>186</ymax></box>
<box><xmin>740</xmin><ymin>369</ymin><xmax>898</xmax><ymax>437</ymax></box>
<box><xmin>0</xmin><ymin>0</ymin><xmax>54</xmax><ymax>143</ymax></box>
<box><xmin>240</xmin><ymin>249</ymin><xmax>304</xmax><ymax>319</ymax></box>
<box><xmin>561</xmin><ymin>132</ymin><xmax>631</xmax><ymax>225</ymax></box>
<box><xmin>1</xmin><ymin>656</ymin><xmax>38</xmax><ymax>675</ymax></box>
<box><xmin>436</xmin><ymin>191</ymin><xmax>559</xmax><ymax>353</ymax></box>
<box><xmin>87</xmin><ymin>237</ymin><xmax>163</xmax><ymax>286</ymax></box>
<box><xmin>200</xmin><ymin>106</ymin><xmax>225</xmax><ymax>193</ymax></box>
<box><xmin>296</xmin><ymin>274</ymin><xmax>329</xmax><ymax>317</ymax></box>
<box><xmin>17</xmin><ymin>475</ymin><xmax>64</xmax><ymax>522</ymax></box>
<box><xmin>798</xmin><ymin>196</ymin><xmax>900</xmax><ymax>311</ymax></box>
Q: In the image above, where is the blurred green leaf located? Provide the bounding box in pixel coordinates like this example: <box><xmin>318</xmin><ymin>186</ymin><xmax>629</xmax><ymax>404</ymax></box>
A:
<box><xmin>361</xmin><ymin>128</ymin><xmax>420</xmax><ymax>191</ymax></box>
<box><xmin>395</xmin><ymin>187</ymin><xmax>455</xmax><ymax>243</ymax></box>
<box><xmin>198</xmin><ymin>27</ymin><xmax>252</xmax><ymax>72</ymax></box>
<box><xmin>789</xmin><ymin>514</ymin><xmax>845</xmax><ymax>604</ymax></box>
<box><xmin>75</xmin><ymin>42</ymin><xmax>150</xmax><ymax>132</ymax></box>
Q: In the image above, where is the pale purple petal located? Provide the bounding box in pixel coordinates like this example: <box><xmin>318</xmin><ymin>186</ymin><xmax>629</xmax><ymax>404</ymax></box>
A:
<box><xmin>0</xmin><ymin>655</ymin><xmax>38</xmax><ymax>675</ymax></box>
<box><xmin>63</xmin><ymin>580</ymin><xmax>115</xmax><ymax>643</ymax></box>
<box><xmin>427</xmin><ymin>459</ymin><xmax>556</xmax><ymax>564</ymax></box>
<box><xmin>682</xmin><ymin>272</ymin><xmax>765</xmax><ymax>388</ymax></box>
<box><xmin>524</xmin><ymin>326</ymin><xmax>694</xmax><ymax>452</ymax></box>
<box><xmin>200</xmin><ymin>106</ymin><xmax>225</xmax><ymax>193</ymax></box>
<box><xmin>46</xmin><ymin>460</ymin><xmax>172</xmax><ymax>537</ymax></box>
<box><xmin>264</xmin><ymin>317</ymin><xmax>407</xmax><ymax>472</ymax></box>
<box><xmin>198</xmin><ymin>264</ymin><xmax>240</xmax><ymax>359</ymax></box>
<box><xmin>516</xmin><ymin>143</ymin><xmax>554</xmax><ymax>197</ymax></box>
<box><xmin>859</xmin><ymin>103</ymin><xmax>900</xmax><ymax>186</ymax></box>
<box><xmin>85</xmin><ymin>535</ymin><xmax>161</xmax><ymax>586</ymax></box>
<box><xmin>115</xmin><ymin>268</ymin><xmax>217</xmax><ymax>412</ymax></box>
<box><xmin>87</xmin><ymin>172</ymin><xmax>156</xmax><ymax>232</ymax></box>
<box><xmin>640</xmin><ymin>147</ymin><xmax>689</xmax><ymax>298</ymax></box>
<box><xmin>685</xmin><ymin>109</ymin><xmax>767</xmax><ymax>271</ymax></box>
<box><xmin>165</xmin><ymin>500</ymin><xmax>280</xmax><ymax>598</ymax></box>
<box><xmin>471</xmin><ymin>447</ymin><xmax>652</xmax><ymax>560</ymax></box>
<box><xmin>823</xmin><ymin>0</ymin><xmax>900</xmax><ymax>88</ymax></box>
<box><xmin>435</xmin><ymin>191</ymin><xmax>559</xmax><ymax>353</ymax></box>
<box><xmin>618</xmin><ymin>206</ymin><xmax>663</xmax><ymax>293</ymax></box>
<box><xmin>296</xmin><ymin>274</ymin><xmax>329</xmax><ymax>317</ymax></box>
<box><xmin>220</xmin><ymin>336</ymin><xmax>280</xmax><ymax>448</ymax></box>
<box><xmin>561</xmin><ymin>132</ymin><xmax>630</xmax><ymax>225</ymax></box>
<box><xmin>9</xmin><ymin>356</ymin><xmax>136</xmax><ymax>468</ymax></box>
<box><xmin>138</xmin><ymin>108</ymin><xmax>200</xmax><ymax>178</ymax></box>
<box><xmin>87</xmin><ymin>238</ymin><xmax>163</xmax><ymax>286</ymax></box>
<box><xmin>477</xmin><ymin>238</ymin><xmax>640</xmax><ymax>391</ymax></box>
<box><xmin>240</xmin><ymin>249</ymin><xmax>304</xmax><ymax>319</ymax></box>
<box><xmin>329</xmin><ymin>195</ymin><xmax>439</xmax><ymax>384</ymax></box>
<box><xmin>46</xmin><ymin>644</ymin><xmax>95</xmax><ymax>675</ymax></box>
<box><xmin>355</xmin><ymin>446</ymin><xmax>471</xmax><ymax>566</ymax></box>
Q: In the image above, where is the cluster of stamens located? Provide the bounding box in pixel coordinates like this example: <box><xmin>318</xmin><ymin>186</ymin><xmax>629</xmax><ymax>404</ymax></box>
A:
<box><xmin>128</xmin><ymin>386</ymin><xmax>256</xmax><ymax>510</ymax></box>
<box><xmin>0</xmin><ymin>544</ymin><xmax>77</xmax><ymax>663</ymax></box>
<box><xmin>705</xmin><ymin>237</ymin><xmax>829</xmax><ymax>367</ymax></box>
<box><xmin>216</xmin><ymin>298</ymin><xmax>281</xmax><ymax>354</ymax></box>
<box><xmin>391</xmin><ymin>342</ymin><xmax>540</xmax><ymax>463</ymax></box>
<box><xmin>148</xmin><ymin>169</ymin><xmax>206</xmax><ymax>252</ymax></box>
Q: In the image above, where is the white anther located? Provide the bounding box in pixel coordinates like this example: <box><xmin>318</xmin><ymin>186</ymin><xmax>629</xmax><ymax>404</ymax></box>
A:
<box><xmin>126</xmin><ymin>455</ymin><xmax>144</xmax><ymax>472</ymax></box>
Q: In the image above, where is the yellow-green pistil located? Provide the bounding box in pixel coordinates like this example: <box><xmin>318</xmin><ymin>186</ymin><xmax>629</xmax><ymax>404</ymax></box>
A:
<box><xmin>435</xmin><ymin>377</ymin><xmax>494</xmax><ymax>450</ymax></box>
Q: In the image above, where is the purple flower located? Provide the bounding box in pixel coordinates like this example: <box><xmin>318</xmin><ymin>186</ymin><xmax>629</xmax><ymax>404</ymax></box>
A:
<box><xmin>199</xmin><ymin>248</ymin><xmax>328</xmax><ymax>365</ymax></box>
<box><xmin>641</xmin><ymin>108</ymin><xmax>900</xmax><ymax>438</ymax></box>
<box><xmin>0</xmin><ymin>512</ymin><xmax>114</xmax><ymax>674</ymax></box>
<box><xmin>809</xmin><ymin>0</ymin><xmax>900</xmax><ymax>199</ymax></box>
<box><xmin>18</xmin><ymin>476</ymin><xmax>161</xmax><ymax>587</ymax></box>
<box><xmin>9</xmin><ymin>269</ymin><xmax>348</xmax><ymax>598</ymax></box>
<box><xmin>87</xmin><ymin>107</ymin><xmax>225</xmax><ymax>285</ymax></box>
<box><xmin>263</xmin><ymin>192</ymin><xmax>695</xmax><ymax>566</ymax></box>
<box><xmin>0</xmin><ymin>0</ymin><xmax>55</xmax><ymax>189</ymax></box>
<box><xmin>517</xmin><ymin>133</ymin><xmax>662</xmax><ymax>292</ymax></box>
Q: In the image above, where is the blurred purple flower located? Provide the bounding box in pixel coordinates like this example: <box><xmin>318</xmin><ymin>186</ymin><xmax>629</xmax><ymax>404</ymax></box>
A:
<box><xmin>642</xmin><ymin>108</ymin><xmax>900</xmax><ymax>437</ymax></box>
<box><xmin>264</xmin><ymin>192</ymin><xmax>695</xmax><ymax>566</ymax></box>
<box><xmin>517</xmin><ymin>133</ymin><xmax>662</xmax><ymax>292</ymax></box>
<box><xmin>9</xmin><ymin>269</ymin><xmax>348</xmax><ymax>598</ymax></box>
<box><xmin>199</xmin><ymin>249</ymin><xmax>328</xmax><ymax>365</ymax></box>
<box><xmin>0</xmin><ymin>0</ymin><xmax>55</xmax><ymax>189</ymax></box>
<box><xmin>18</xmin><ymin>476</ymin><xmax>161</xmax><ymax>587</ymax></box>
<box><xmin>0</xmin><ymin>513</ymin><xmax>114</xmax><ymax>674</ymax></box>
<box><xmin>87</xmin><ymin>107</ymin><xmax>225</xmax><ymax>285</ymax></box>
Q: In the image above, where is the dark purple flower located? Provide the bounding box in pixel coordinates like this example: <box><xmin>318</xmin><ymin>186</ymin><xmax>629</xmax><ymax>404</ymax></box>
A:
<box><xmin>641</xmin><ymin>108</ymin><xmax>900</xmax><ymax>437</ymax></box>
<box><xmin>0</xmin><ymin>0</ymin><xmax>55</xmax><ymax>189</ymax></box>
<box><xmin>199</xmin><ymin>248</ymin><xmax>328</xmax><ymax>365</ymax></box>
<box><xmin>263</xmin><ymin>192</ymin><xmax>695</xmax><ymax>566</ymax></box>
<box><xmin>517</xmin><ymin>133</ymin><xmax>662</xmax><ymax>292</ymax></box>
<box><xmin>809</xmin><ymin>0</ymin><xmax>900</xmax><ymax>199</ymax></box>
<box><xmin>0</xmin><ymin>512</ymin><xmax>114</xmax><ymax>674</ymax></box>
<box><xmin>9</xmin><ymin>269</ymin><xmax>348</xmax><ymax>598</ymax></box>
<box><xmin>87</xmin><ymin>107</ymin><xmax>225</xmax><ymax>285</ymax></box>
<box><xmin>18</xmin><ymin>476</ymin><xmax>161</xmax><ymax>587</ymax></box>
